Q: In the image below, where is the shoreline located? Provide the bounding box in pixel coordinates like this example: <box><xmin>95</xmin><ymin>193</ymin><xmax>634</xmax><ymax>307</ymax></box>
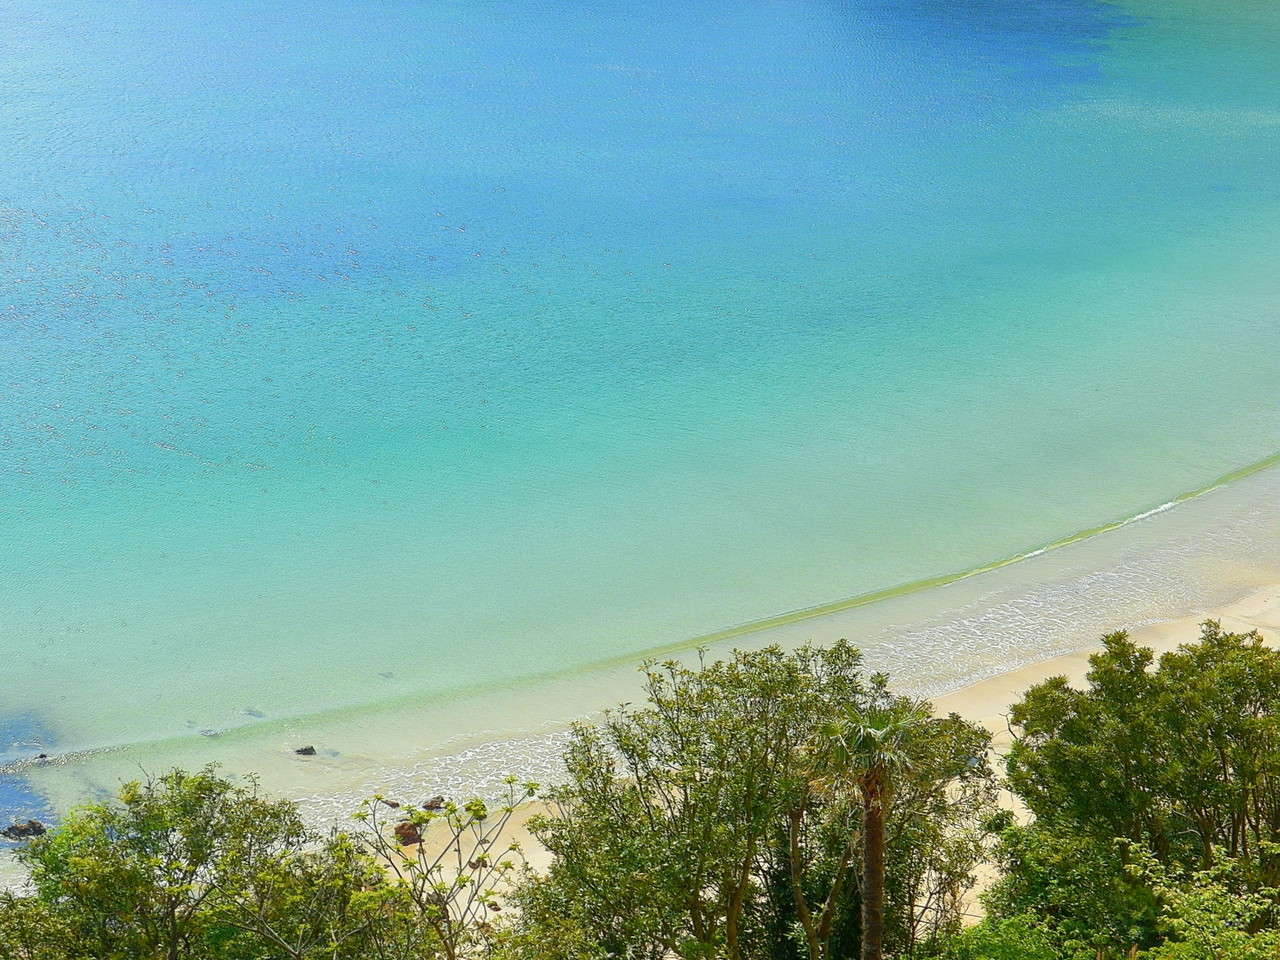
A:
<box><xmin>2</xmin><ymin>461</ymin><xmax>1277</xmax><ymax>888</ymax></box>
<box><xmin>932</xmin><ymin>583</ymin><xmax>1280</xmax><ymax>748</ymax></box>
<box><xmin>9</xmin><ymin>585</ymin><xmax>1277</xmax><ymax>886</ymax></box>
<box><xmin>636</xmin><ymin>453</ymin><xmax>1280</xmax><ymax>661</ymax></box>
<box><xmin>3</xmin><ymin>462</ymin><xmax>1277</xmax><ymax>841</ymax></box>
<box><xmin>435</xmin><ymin>583</ymin><xmax>1280</xmax><ymax>879</ymax></box>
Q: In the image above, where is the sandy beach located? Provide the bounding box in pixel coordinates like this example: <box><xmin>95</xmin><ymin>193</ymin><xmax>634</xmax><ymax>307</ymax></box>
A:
<box><xmin>934</xmin><ymin>583</ymin><xmax>1280</xmax><ymax>748</ymax></box>
<box><xmin>4</xmin><ymin>463</ymin><xmax>1274</xmax><ymax>848</ymax></box>
<box><xmin>481</xmin><ymin>583</ymin><xmax>1280</xmax><ymax>877</ymax></box>
<box><xmin>6</xmin><ymin>481</ymin><xmax>1274</xmax><ymax>892</ymax></box>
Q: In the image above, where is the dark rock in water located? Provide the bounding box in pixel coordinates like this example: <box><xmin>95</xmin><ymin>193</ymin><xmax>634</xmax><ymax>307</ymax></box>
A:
<box><xmin>424</xmin><ymin>794</ymin><xmax>446</xmax><ymax>810</ymax></box>
<box><xmin>393</xmin><ymin>820</ymin><xmax>422</xmax><ymax>846</ymax></box>
<box><xmin>383</xmin><ymin>799</ymin><xmax>401</xmax><ymax>809</ymax></box>
<box><xmin>2</xmin><ymin>819</ymin><xmax>46</xmax><ymax>840</ymax></box>
<box><xmin>294</xmin><ymin>745</ymin><xmax>317</xmax><ymax>756</ymax></box>
<box><xmin>0</xmin><ymin>715</ymin><xmax>58</xmax><ymax>839</ymax></box>
<box><xmin>243</xmin><ymin>708</ymin><xmax>265</xmax><ymax>718</ymax></box>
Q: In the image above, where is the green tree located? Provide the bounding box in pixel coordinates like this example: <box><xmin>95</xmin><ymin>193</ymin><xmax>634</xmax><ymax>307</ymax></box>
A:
<box><xmin>19</xmin><ymin>766</ymin><xmax>312</xmax><ymax>960</ymax></box>
<box><xmin>1131</xmin><ymin>849</ymin><xmax>1280</xmax><ymax>960</ymax></box>
<box><xmin>0</xmin><ymin>892</ymin><xmax>74</xmax><ymax>960</ymax></box>
<box><xmin>980</xmin><ymin>821</ymin><xmax>1158</xmax><ymax>953</ymax></box>
<box><xmin>489</xmin><ymin>875</ymin><xmax>613</xmax><ymax>960</ymax></box>
<box><xmin>818</xmin><ymin>700</ymin><xmax>929</xmax><ymax>960</ymax></box>
<box><xmin>877</xmin><ymin>711</ymin><xmax>993</xmax><ymax>952</ymax></box>
<box><xmin>531</xmin><ymin>646</ymin><xmax>830</xmax><ymax>959</ymax></box>
<box><xmin>355</xmin><ymin>778</ymin><xmax>536</xmax><ymax>960</ymax></box>
<box><xmin>813</xmin><ymin>699</ymin><xmax>991</xmax><ymax>960</ymax></box>
<box><xmin>997</xmin><ymin>621</ymin><xmax>1280</xmax><ymax>950</ymax></box>
<box><xmin>1006</xmin><ymin>633</ymin><xmax>1169</xmax><ymax>867</ymax></box>
<box><xmin>2</xmin><ymin>765</ymin><xmax>534</xmax><ymax>960</ymax></box>
<box><xmin>200</xmin><ymin>830</ymin><xmax>397</xmax><ymax>960</ymax></box>
<box><xmin>522</xmin><ymin>643</ymin><xmax>993</xmax><ymax>960</ymax></box>
<box><xmin>935</xmin><ymin>912</ymin><xmax>1059</xmax><ymax>960</ymax></box>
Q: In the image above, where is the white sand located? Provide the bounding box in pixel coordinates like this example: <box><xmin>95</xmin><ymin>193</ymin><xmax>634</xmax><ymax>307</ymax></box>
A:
<box><xmin>932</xmin><ymin>584</ymin><xmax>1280</xmax><ymax>748</ymax></box>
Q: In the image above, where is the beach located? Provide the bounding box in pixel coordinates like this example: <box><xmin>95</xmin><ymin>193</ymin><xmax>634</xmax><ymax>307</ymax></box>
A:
<box><xmin>422</xmin><ymin>584</ymin><xmax>1280</xmax><ymax>880</ymax></box>
<box><xmin>934</xmin><ymin>584</ymin><xmax>1280</xmax><ymax>751</ymax></box>
<box><xmin>2</xmin><ymin>459</ymin><xmax>1276</xmax><ymax>894</ymax></box>
<box><xmin>4</xmin><ymin>461</ymin><xmax>1275</xmax><ymax>836</ymax></box>
<box><xmin>3</xmin><ymin>0</ymin><xmax>1278</xmax><ymax>800</ymax></box>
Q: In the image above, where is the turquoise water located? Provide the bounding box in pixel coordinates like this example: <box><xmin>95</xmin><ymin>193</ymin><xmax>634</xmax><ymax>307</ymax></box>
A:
<box><xmin>1</xmin><ymin>0</ymin><xmax>1277</xmax><ymax>777</ymax></box>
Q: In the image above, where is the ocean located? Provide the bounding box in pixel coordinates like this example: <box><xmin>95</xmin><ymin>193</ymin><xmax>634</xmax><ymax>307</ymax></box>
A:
<box><xmin>2</xmin><ymin>0</ymin><xmax>1277</xmax><ymax>824</ymax></box>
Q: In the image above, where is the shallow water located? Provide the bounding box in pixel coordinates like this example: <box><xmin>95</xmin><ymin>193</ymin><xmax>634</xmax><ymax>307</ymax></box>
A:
<box><xmin>8</xmin><ymin>462</ymin><xmax>1276</xmax><ymax>844</ymax></box>
<box><xmin>1</xmin><ymin>0</ymin><xmax>1277</xmax><ymax>823</ymax></box>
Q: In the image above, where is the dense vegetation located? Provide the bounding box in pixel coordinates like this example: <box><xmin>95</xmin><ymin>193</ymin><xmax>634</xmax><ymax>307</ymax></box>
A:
<box><xmin>517</xmin><ymin>644</ymin><xmax>992</xmax><ymax>959</ymax></box>
<box><xmin>960</xmin><ymin>621</ymin><xmax>1280</xmax><ymax>958</ymax></box>
<box><xmin>2</xmin><ymin>623</ymin><xmax>1278</xmax><ymax>958</ymax></box>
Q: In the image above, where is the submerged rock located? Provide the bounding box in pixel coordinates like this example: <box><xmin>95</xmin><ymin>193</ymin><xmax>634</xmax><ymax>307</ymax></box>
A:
<box><xmin>2</xmin><ymin>819</ymin><xmax>46</xmax><ymax>840</ymax></box>
<box><xmin>294</xmin><ymin>745</ymin><xmax>317</xmax><ymax>756</ymax></box>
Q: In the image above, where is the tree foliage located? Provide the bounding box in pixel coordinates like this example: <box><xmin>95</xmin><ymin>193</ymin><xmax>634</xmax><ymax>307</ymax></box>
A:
<box><xmin>356</xmin><ymin>780</ymin><xmax>536</xmax><ymax>960</ymax></box>
<box><xmin>995</xmin><ymin>621</ymin><xmax>1280</xmax><ymax>953</ymax></box>
<box><xmin>14</xmin><ymin>624</ymin><xmax>1280</xmax><ymax>959</ymax></box>
<box><xmin>20</xmin><ymin>766</ymin><xmax>320</xmax><ymax>960</ymax></box>
<box><xmin>517</xmin><ymin>642</ymin><xmax>994</xmax><ymax>960</ymax></box>
<box><xmin>0</xmin><ymin>765</ymin><xmax>531</xmax><ymax>960</ymax></box>
<box><xmin>1131</xmin><ymin>849</ymin><xmax>1280</xmax><ymax>960</ymax></box>
<box><xmin>817</xmin><ymin>699</ymin><xmax>931</xmax><ymax>960</ymax></box>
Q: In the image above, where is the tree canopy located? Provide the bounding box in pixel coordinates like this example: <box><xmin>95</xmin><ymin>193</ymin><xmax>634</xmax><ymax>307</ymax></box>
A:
<box><xmin>515</xmin><ymin>642</ymin><xmax>994</xmax><ymax>959</ymax></box>
<box><xmin>981</xmin><ymin>621</ymin><xmax>1280</xmax><ymax>956</ymax></box>
<box><xmin>5</xmin><ymin>622</ymin><xmax>1280</xmax><ymax>959</ymax></box>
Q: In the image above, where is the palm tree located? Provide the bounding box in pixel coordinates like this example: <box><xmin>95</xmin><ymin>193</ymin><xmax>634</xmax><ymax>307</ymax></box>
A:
<box><xmin>819</xmin><ymin>699</ymin><xmax>930</xmax><ymax>960</ymax></box>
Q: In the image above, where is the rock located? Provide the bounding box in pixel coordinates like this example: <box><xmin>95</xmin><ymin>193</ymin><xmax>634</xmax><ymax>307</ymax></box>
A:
<box><xmin>35</xmin><ymin>753</ymin><xmax>47</xmax><ymax>760</ymax></box>
<box><xmin>424</xmin><ymin>794</ymin><xmax>446</xmax><ymax>810</ymax></box>
<box><xmin>393</xmin><ymin>821</ymin><xmax>422</xmax><ymax>846</ymax></box>
<box><xmin>294</xmin><ymin>746</ymin><xmax>317</xmax><ymax>756</ymax></box>
<box><xmin>383</xmin><ymin>799</ymin><xmax>401</xmax><ymax>809</ymax></box>
<box><xmin>2</xmin><ymin>819</ymin><xmax>46</xmax><ymax>840</ymax></box>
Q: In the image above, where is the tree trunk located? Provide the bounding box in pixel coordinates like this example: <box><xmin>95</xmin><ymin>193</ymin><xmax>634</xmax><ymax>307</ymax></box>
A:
<box><xmin>788</xmin><ymin>805</ymin><xmax>821</xmax><ymax>960</ymax></box>
<box><xmin>726</xmin><ymin>841</ymin><xmax>756</xmax><ymax>960</ymax></box>
<box><xmin>862</xmin><ymin>777</ymin><xmax>886</xmax><ymax>960</ymax></box>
